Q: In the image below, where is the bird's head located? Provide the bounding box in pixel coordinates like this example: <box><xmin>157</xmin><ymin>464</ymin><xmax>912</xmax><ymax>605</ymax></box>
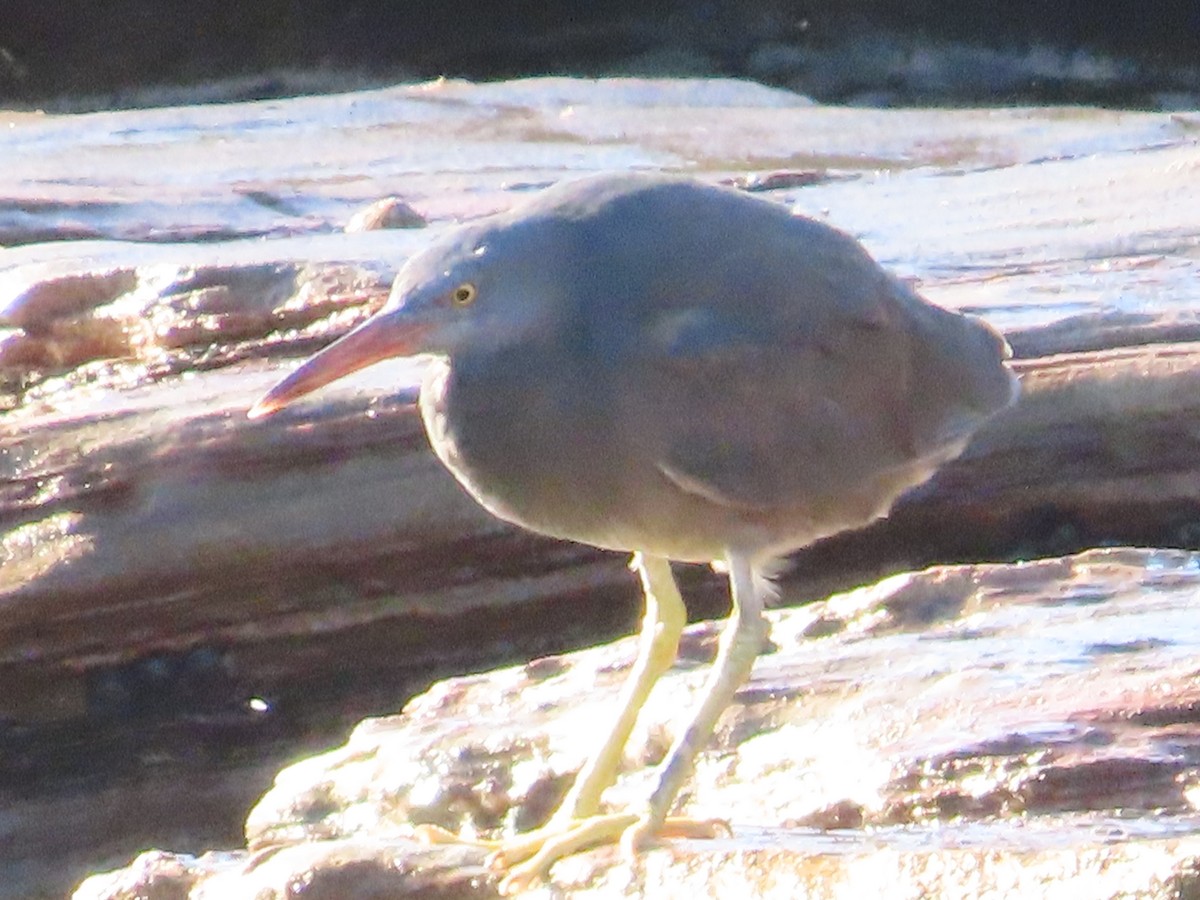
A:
<box><xmin>248</xmin><ymin>212</ymin><xmax>565</xmax><ymax>419</ymax></box>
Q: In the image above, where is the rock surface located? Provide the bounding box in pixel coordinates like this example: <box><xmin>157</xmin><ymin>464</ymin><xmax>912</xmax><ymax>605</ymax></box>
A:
<box><xmin>77</xmin><ymin>549</ymin><xmax>1200</xmax><ymax>898</ymax></box>
<box><xmin>2</xmin><ymin>77</ymin><xmax>1199</xmax><ymax>897</ymax></box>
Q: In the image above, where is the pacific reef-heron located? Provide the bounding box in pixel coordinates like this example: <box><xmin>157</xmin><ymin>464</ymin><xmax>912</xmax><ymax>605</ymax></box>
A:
<box><xmin>250</xmin><ymin>172</ymin><xmax>1017</xmax><ymax>891</ymax></box>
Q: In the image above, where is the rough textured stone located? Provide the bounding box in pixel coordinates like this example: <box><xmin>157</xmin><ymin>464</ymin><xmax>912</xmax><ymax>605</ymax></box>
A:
<box><xmin>78</xmin><ymin>549</ymin><xmax>1200</xmax><ymax>897</ymax></box>
<box><xmin>74</xmin><ymin>843</ymin><xmax>497</xmax><ymax>900</ymax></box>
<box><xmin>344</xmin><ymin>197</ymin><xmax>428</xmax><ymax>233</ymax></box>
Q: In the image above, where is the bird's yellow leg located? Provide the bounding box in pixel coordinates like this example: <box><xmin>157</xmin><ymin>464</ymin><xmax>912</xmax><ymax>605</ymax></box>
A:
<box><xmin>486</xmin><ymin>553</ymin><xmax>691</xmax><ymax>885</ymax></box>
<box><xmin>420</xmin><ymin>552</ymin><xmax>752</xmax><ymax>893</ymax></box>
<box><xmin>419</xmin><ymin>553</ymin><xmax>692</xmax><ymax>884</ymax></box>
<box><xmin>553</xmin><ymin>551</ymin><xmax>687</xmax><ymax>820</ymax></box>
<box><xmin>498</xmin><ymin>553</ymin><xmax>756</xmax><ymax>892</ymax></box>
<box><xmin>621</xmin><ymin>550</ymin><xmax>765</xmax><ymax>852</ymax></box>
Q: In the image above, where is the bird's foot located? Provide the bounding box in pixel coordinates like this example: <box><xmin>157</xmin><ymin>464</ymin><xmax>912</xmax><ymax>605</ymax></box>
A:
<box><xmin>416</xmin><ymin>814</ymin><xmax>730</xmax><ymax>894</ymax></box>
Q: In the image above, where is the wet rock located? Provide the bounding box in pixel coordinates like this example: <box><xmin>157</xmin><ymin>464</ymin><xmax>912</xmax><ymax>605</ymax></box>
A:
<box><xmin>79</xmin><ymin>549</ymin><xmax>1200</xmax><ymax>897</ymax></box>
<box><xmin>75</xmin><ymin>850</ymin><xmax>197</xmax><ymax>900</ymax></box>
<box><xmin>0</xmin><ymin>258</ymin><xmax>394</xmax><ymax>410</ymax></box>
<box><xmin>345</xmin><ymin>197</ymin><xmax>428</xmax><ymax>233</ymax></box>
<box><xmin>0</xmin><ymin>315</ymin><xmax>131</xmax><ymax>374</ymax></box>
<box><xmin>139</xmin><ymin>262</ymin><xmax>386</xmax><ymax>353</ymax></box>
<box><xmin>244</xmin><ymin>549</ymin><xmax>1200</xmax><ymax>842</ymax></box>
<box><xmin>0</xmin><ymin>268</ymin><xmax>137</xmax><ymax>332</ymax></box>
<box><xmin>75</xmin><ymin>842</ymin><xmax>496</xmax><ymax>900</ymax></box>
<box><xmin>725</xmin><ymin>170</ymin><xmax>835</xmax><ymax>192</ymax></box>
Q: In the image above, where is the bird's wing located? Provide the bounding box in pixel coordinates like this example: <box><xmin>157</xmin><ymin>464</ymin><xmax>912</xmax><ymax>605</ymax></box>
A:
<box><xmin>633</xmin><ymin>299</ymin><xmax>920</xmax><ymax>513</ymax></box>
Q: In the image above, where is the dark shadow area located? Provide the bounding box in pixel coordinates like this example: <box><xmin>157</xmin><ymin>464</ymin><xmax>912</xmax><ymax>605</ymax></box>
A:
<box><xmin>1</xmin><ymin>0</ymin><xmax>1198</xmax><ymax>109</ymax></box>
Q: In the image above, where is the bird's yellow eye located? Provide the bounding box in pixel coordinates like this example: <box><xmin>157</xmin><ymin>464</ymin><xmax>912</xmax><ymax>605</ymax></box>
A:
<box><xmin>452</xmin><ymin>283</ymin><xmax>477</xmax><ymax>306</ymax></box>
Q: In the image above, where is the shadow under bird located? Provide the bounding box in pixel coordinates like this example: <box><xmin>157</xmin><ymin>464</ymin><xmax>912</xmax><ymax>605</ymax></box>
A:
<box><xmin>249</xmin><ymin>172</ymin><xmax>1017</xmax><ymax>891</ymax></box>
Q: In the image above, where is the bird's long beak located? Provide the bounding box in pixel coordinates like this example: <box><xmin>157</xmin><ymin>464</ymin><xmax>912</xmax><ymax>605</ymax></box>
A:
<box><xmin>248</xmin><ymin>311</ymin><xmax>430</xmax><ymax>418</ymax></box>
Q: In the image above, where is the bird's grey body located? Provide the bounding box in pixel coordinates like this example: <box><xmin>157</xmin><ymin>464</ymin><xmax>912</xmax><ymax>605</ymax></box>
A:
<box><xmin>415</xmin><ymin>175</ymin><xmax>1015</xmax><ymax>564</ymax></box>
<box><xmin>250</xmin><ymin>172</ymin><xmax>1017</xmax><ymax>890</ymax></box>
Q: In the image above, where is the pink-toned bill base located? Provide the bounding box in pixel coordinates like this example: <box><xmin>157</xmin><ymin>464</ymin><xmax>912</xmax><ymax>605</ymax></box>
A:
<box><xmin>248</xmin><ymin>317</ymin><xmax>429</xmax><ymax>418</ymax></box>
